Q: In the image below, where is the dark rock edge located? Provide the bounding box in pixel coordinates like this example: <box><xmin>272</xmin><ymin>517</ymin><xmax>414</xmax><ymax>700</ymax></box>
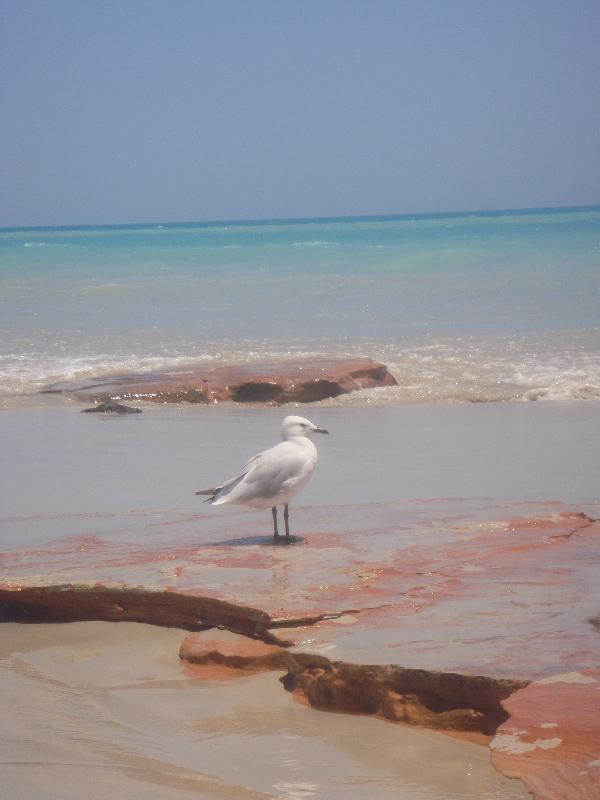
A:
<box><xmin>82</xmin><ymin>401</ymin><xmax>143</xmax><ymax>414</ymax></box>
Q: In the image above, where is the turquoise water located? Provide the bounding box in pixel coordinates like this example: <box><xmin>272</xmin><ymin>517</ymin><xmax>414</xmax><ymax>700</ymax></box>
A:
<box><xmin>1</xmin><ymin>206</ymin><xmax>599</xmax><ymax>402</ymax></box>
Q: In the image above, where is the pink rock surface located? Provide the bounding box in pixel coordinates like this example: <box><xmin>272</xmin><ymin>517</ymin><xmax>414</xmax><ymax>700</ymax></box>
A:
<box><xmin>42</xmin><ymin>358</ymin><xmax>397</xmax><ymax>404</ymax></box>
<box><xmin>2</xmin><ymin>499</ymin><xmax>598</xmax><ymax>796</ymax></box>
<box><xmin>1</xmin><ymin>501</ymin><xmax>598</xmax><ymax>678</ymax></box>
<box><xmin>179</xmin><ymin>630</ymin><xmax>291</xmax><ymax>674</ymax></box>
<box><xmin>491</xmin><ymin>669</ymin><xmax>600</xmax><ymax>800</ymax></box>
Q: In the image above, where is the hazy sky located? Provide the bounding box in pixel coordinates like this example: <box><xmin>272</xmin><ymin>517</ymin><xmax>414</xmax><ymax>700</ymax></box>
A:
<box><xmin>2</xmin><ymin>0</ymin><xmax>599</xmax><ymax>226</ymax></box>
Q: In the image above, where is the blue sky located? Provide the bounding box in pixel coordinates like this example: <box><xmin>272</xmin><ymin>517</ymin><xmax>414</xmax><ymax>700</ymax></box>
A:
<box><xmin>2</xmin><ymin>0</ymin><xmax>599</xmax><ymax>226</ymax></box>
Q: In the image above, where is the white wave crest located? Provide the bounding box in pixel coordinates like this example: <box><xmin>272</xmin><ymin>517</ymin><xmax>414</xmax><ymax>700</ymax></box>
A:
<box><xmin>1</xmin><ymin>331</ymin><xmax>599</xmax><ymax>407</ymax></box>
<box><xmin>291</xmin><ymin>240</ymin><xmax>331</xmax><ymax>247</ymax></box>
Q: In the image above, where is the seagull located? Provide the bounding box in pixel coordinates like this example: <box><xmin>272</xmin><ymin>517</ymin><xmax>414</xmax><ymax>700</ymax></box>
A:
<box><xmin>195</xmin><ymin>415</ymin><xmax>328</xmax><ymax>543</ymax></box>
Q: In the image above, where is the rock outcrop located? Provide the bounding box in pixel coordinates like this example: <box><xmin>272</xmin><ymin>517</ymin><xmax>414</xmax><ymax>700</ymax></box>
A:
<box><xmin>178</xmin><ymin>630</ymin><xmax>527</xmax><ymax>740</ymax></box>
<box><xmin>1</xmin><ymin>581</ymin><xmax>526</xmax><ymax>739</ymax></box>
<box><xmin>2</xmin><ymin>501</ymin><xmax>598</xmax><ymax>798</ymax></box>
<box><xmin>42</xmin><ymin>358</ymin><xmax>397</xmax><ymax>404</ymax></box>
<box><xmin>282</xmin><ymin>659</ymin><xmax>527</xmax><ymax>739</ymax></box>
<box><xmin>0</xmin><ymin>583</ymin><xmax>275</xmax><ymax>641</ymax></box>
<box><xmin>491</xmin><ymin>670</ymin><xmax>600</xmax><ymax>800</ymax></box>
<box><xmin>180</xmin><ymin>630</ymin><xmax>291</xmax><ymax>673</ymax></box>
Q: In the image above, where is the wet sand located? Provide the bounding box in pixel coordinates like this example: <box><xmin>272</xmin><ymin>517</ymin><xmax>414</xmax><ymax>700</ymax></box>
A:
<box><xmin>0</xmin><ymin>621</ymin><xmax>529</xmax><ymax>800</ymax></box>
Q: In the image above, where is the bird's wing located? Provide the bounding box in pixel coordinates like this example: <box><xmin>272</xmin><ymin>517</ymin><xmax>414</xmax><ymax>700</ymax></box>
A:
<box><xmin>244</xmin><ymin>449</ymin><xmax>265</xmax><ymax>468</ymax></box>
<box><xmin>195</xmin><ymin>448</ymin><xmax>266</xmax><ymax>497</ymax></box>
<box><xmin>197</xmin><ymin>442</ymin><xmax>313</xmax><ymax>505</ymax></box>
<box><xmin>243</xmin><ymin>442</ymin><xmax>310</xmax><ymax>495</ymax></box>
<box><xmin>194</xmin><ymin>469</ymin><xmax>249</xmax><ymax>499</ymax></box>
<box><xmin>195</xmin><ymin>443</ymin><xmax>272</xmax><ymax>502</ymax></box>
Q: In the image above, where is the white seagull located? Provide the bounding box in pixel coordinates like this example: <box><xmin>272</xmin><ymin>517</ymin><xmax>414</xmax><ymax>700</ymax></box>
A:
<box><xmin>195</xmin><ymin>415</ymin><xmax>328</xmax><ymax>543</ymax></box>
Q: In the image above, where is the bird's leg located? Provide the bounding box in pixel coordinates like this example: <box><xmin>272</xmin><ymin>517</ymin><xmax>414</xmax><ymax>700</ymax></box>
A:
<box><xmin>284</xmin><ymin>504</ymin><xmax>290</xmax><ymax>541</ymax></box>
<box><xmin>272</xmin><ymin>506</ymin><xmax>280</xmax><ymax>541</ymax></box>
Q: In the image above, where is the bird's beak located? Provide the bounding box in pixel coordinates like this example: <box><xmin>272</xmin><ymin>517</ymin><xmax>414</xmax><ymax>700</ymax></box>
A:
<box><xmin>313</xmin><ymin>427</ymin><xmax>329</xmax><ymax>434</ymax></box>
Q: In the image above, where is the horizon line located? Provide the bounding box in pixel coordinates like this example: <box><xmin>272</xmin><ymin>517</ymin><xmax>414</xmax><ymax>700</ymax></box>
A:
<box><xmin>2</xmin><ymin>202</ymin><xmax>599</xmax><ymax>233</ymax></box>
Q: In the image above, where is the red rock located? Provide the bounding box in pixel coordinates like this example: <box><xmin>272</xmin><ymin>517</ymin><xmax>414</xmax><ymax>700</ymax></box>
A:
<box><xmin>0</xmin><ymin>583</ymin><xmax>275</xmax><ymax>641</ymax></box>
<box><xmin>491</xmin><ymin>669</ymin><xmax>600</xmax><ymax>800</ymax></box>
<box><xmin>284</xmin><ymin>658</ymin><xmax>527</xmax><ymax>741</ymax></box>
<box><xmin>42</xmin><ymin>358</ymin><xmax>397</xmax><ymax>404</ymax></box>
<box><xmin>178</xmin><ymin>631</ymin><xmax>526</xmax><ymax>739</ymax></box>
<box><xmin>179</xmin><ymin>630</ymin><xmax>291</xmax><ymax>672</ymax></box>
<box><xmin>2</xmin><ymin>500</ymin><xmax>599</xmax><ymax>785</ymax></box>
<box><xmin>2</xmin><ymin>505</ymin><xmax>598</xmax><ymax>680</ymax></box>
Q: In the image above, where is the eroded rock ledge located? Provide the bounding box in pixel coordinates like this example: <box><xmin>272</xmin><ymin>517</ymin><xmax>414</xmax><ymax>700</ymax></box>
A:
<box><xmin>0</xmin><ymin>583</ymin><xmax>277</xmax><ymax>642</ymax></box>
<box><xmin>3</xmin><ymin>508</ymin><xmax>598</xmax><ymax>799</ymax></box>
<box><xmin>0</xmin><ymin>581</ymin><xmax>526</xmax><ymax>742</ymax></box>
<box><xmin>180</xmin><ymin>631</ymin><xmax>527</xmax><ymax>741</ymax></box>
<box><xmin>41</xmin><ymin>357</ymin><xmax>397</xmax><ymax>404</ymax></box>
<box><xmin>284</xmin><ymin>660</ymin><xmax>527</xmax><ymax>739</ymax></box>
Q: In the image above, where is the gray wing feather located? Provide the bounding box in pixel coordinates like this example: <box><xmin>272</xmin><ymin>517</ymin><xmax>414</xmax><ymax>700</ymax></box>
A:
<box><xmin>243</xmin><ymin>448</ymin><xmax>306</xmax><ymax>496</ymax></box>
<box><xmin>194</xmin><ymin>448</ymin><xmax>268</xmax><ymax>499</ymax></box>
<box><xmin>195</xmin><ymin>442</ymin><xmax>311</xmax><ymax>504</ymax></box>
<box><xmin>194</xmin><ymin>470</ymin><xmax>248</xmax><ymax>501</ymax></box>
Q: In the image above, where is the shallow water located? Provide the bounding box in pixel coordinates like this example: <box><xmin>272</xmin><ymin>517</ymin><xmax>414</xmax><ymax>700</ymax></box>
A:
<box><xmin>1</xmin><ymin>207</ymin><xmax>599</xmax><ymax>402</ymax></box>
<box><xmin>1</xmin><ymin>402</ymin><xmax>598</xmax><ymax>543</ymax></box>
<box><xmin>0</xmin><ymin>622</ymin><xmax>530</xmax><ymax>800</ymax></box>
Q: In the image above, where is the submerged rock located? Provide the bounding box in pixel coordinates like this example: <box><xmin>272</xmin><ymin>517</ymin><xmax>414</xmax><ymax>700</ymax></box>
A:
<box><xmin>81</xmin><ymin>401</ymin><xmax>142</xmax><ymax>414</ymax></box>
<box><xmin>42</xmin><ymin>357</ymin><xmax>397</xmax><ymax>404</ymax></box>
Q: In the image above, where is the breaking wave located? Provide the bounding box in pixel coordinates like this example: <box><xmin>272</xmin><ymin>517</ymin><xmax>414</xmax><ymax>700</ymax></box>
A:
<box><xmin>1</xmin><ymin>331</ymin><xmax>599</xmax><ymax>407</ymax></box>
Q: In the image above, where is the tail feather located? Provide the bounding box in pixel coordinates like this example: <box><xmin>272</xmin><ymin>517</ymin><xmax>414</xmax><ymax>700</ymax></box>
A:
<box><xmin>194</xmin><ymin>470</ymin><xmax>248</xmax><ymax>505</ymax></box>
<box><xmin>194</xmin><ymin>486</ymin><xmax>221</xmax><ymax>503</ymax></box>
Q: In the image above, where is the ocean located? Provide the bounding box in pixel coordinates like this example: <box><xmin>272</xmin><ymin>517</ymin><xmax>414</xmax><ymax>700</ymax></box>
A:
<box><xmin>1</xmin><ymin>205</ymin><xmax>599</xmax><ymax>405</ymax></box>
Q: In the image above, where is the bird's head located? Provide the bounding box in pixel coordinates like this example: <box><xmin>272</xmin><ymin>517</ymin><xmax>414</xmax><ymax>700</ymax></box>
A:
<box><xmin>281</xmin><ymin>415</ymin><xmax>329</xmax><ymax>440</ymax></box>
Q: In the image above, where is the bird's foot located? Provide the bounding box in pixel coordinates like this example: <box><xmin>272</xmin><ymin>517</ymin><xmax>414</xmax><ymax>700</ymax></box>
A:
<box><xmin>272</xmin><ymin>534</ymin><xmax>296</xmax><ymax>546</ymax></box>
